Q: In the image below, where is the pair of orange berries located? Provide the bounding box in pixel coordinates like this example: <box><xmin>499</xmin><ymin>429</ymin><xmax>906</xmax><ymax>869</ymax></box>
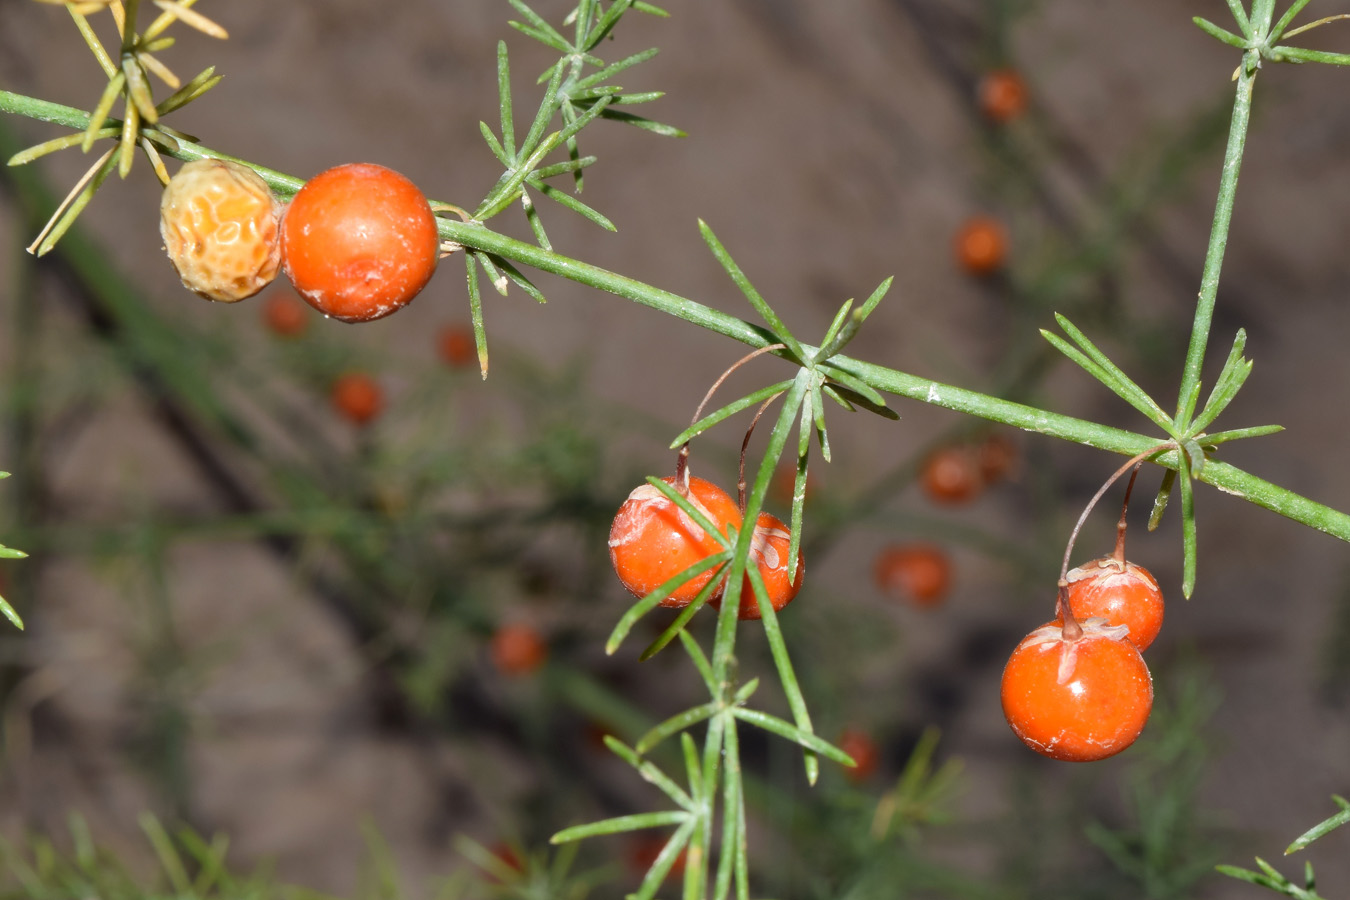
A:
<box><xmin>1000</xmin><ymin>556</ymin><xmax>1163</xmax><ymax>762</ymax></box>
<box><xmin>161</xmin><ymin>159</ymin><xmax>441</xmax><ymax>322</ymax></box>
<box><xmin>607</xmin><ymin>473</ymin><xmax>804</xmax><ymax>620</ymax></box>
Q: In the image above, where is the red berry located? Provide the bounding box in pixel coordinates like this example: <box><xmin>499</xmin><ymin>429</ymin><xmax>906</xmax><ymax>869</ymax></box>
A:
<box><xmin>281</xmin><ymin>163</ymin><xmax>439</xmax><ymax>323</ymax></box>
<box><xmin>712</xmin><ymin>512</ymin><xmax>805</xmax><ymax>620</ymax></box>
<box><xmin>976</xmin><ymin>433</ymin><xmax>1018</xmax><ymax>485</ymax></box>
<box><xmin>838</xmin><ymin>728</ymin><xmax>879</xmax><ymax>781</ymax></box>
<box><xmin>1000</xmin><ymin>619</ymin><xmax>1153</xmax><ymax>761</ymax></box>
<box><xmin>609</xmin><ymin>475</ymin><xmax>742</xmax><ymax>608</ymax></box>
<box><xmin>977</xmin><ymin>68</ymin><xmax>1029</xmax><ymax>123</ymax></box>
<box><xmin>437</xmin><ymin>324</ymin><xmax>476</xmax><ymax>368</ymax></box>
<box><xmin>331</xmin><ymin>372</ymin><xmax>383</xmax><ymax>426</ymax></box>
<box><xmin>261</xmin><ymin>290</ymin><xmax>310</xmax><ymax>337</ymax></box>
<box><xmin>953</xmin><ymin>215</ymin><xmax>1007</xmax><ymax>276</ymax></box>
<box><xmin>1064</xmin><ymin>557</ymin><xmax>1164</xmax><ymax>651</ymax></box>
<box><xmin>874</xmin><ymin>543</ymin><xmax>951</xmax><ymax>607</ymax></box>
<box><xmin>490</xmin><ymin>623</ymin><xmax>548</xmax><ymax>676</ymax></box>
<box><xmin>922</xmin><ymin>446</ymin><xmax>982</xmax><ymax>504</ymax></box>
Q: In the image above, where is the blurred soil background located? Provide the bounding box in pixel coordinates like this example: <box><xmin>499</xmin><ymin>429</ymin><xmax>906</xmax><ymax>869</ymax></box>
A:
<box><xmin>1</xmin><ymin>0</ymin><xmax>1349</xmax><ymax>896</ymax></box>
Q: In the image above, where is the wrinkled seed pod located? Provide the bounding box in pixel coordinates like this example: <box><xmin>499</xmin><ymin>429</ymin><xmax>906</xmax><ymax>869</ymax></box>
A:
<box><xmin>160</xmin><ymin>158</ymin><xmax>282</xmax><ymax>303</ymax></box>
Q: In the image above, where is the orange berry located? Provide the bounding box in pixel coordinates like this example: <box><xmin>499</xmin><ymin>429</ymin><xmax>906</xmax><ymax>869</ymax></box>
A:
<box><xmin>921</xmin><ymin>446</ymin><xmax>982</xmax><ymax>505</ymax></box>
<box><xmin>838</xmin><ymin>728</ymin><xmax>879</xmax><ymax>781</ymax></box>
<box><xmin>713</xmin><ymin>512</ymin><xmax>805</xmax><ymax>620</ymax></box>
<box><xmin>490</xmin><ymin>623</ymin><xmax>548</xmax><ymax>676</ymax></box>
<box><xmin>281</xmin><ymin>163</ymin><xmax>439</xmax><ymax>323</ymax></box>
<box><xmin>608</xmin><ymin>474</ymin><xmax>742</xmax><ymax>608</ymax></box>
<box><xmin>1064</xmin><ymin>557</ymin><xmax>1164</xmax><ymax>651</ymax></box>
<box><xmin>874</xmin><ymin>543</ymin><xmax>951</xmax><ymax>607</ymax></box>
<box><xmin>160</xmin><ymin>158</ymin><xmax>282</xmax><ymax>302</ymax></box>
<box><xmin>331</xmin><ymin>372</ymin><xmax>383</xmax><ymax>426</ymax></box>
<box><xmin>1001</xmin><ymin>619</ymin><xmax>1153</xmax><ymax>761</ymax></box>
<box><xmin>977</xmin><ymin>68</ymin><xmax>1029</xmax><ymax>123</ymax></box>
<box><xmin>261</xmin><ymin>290</ymin><xmax>309</xmax><ymax>337</ymax></box>
<box><xmin>437</xmin><ymin>324</ymin><xmax>476</xmax><ymax>368</ymax></box>
<box><xmin>976</xmin><ymin>432</ymin><xmax>1018</xmax><ymax>485</ymax></box>
<box><xmin>953</xmin><ymin>215</ymin><xmax>1007</xmax><ymax>276</ymax></box>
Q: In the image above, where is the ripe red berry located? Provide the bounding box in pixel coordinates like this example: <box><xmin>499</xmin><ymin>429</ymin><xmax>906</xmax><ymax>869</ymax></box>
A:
<box><xmin>281</xmin><ymin>163</ymin><xmax>439</xmax><ymax>323</ymax></box>
<box><xmin>922</xmin><ymin>446</ymin><xmax>982</xmax><ymax>504</ymax></box>
<box><xmin>331</xmin><ymin>372</ymin><xmax>383</xmax><ymax>426</ymax></box>
<box><xmin>160</xmin><ymin>158</ymin><xmax>282</xmax><ymax>302</ymax></box>
<box><xmin>1064</xmin><ymin>557</ymin><xmax>1164</xmax><ymax>651</ymax></box>
<box><xmin>490</xmin><ymin>623</ymin><xmax>548</xmax><ymax>676</ymax></box>
<box><xmin>977</xmin><ymin>68</ymin><xmax>1029</xmax><ymax>123</ymax></box>
<box><xmin>609</xmin><ymin>475</ymin><xmax>742</xmax><ymax>608</ymax></box>
<box><xmin>261</xmin><ymin>290</ymin><xmax>309</xmax><ymax>337</ymax></box>
<box><xmin>712</xmin><ymin>512</ymin><xmax>805</xmax><ymax>620</ymax></box>
<box><xmin>874</xmin><ymin>543</ymin><xmax>951</xmax><ymax>607</ymax></box>
<box><xmin>437</xmin><ymin>324</ymin><xmax>476</xmax><ymax>368</ymax></box>
<box><xmin>1001</xmin><ymin>619</ymin><xmax>1153</xmax><ymax>761</ymax></box>
<box><xmin>838</xmin><ymin>728</ymin><xmax>879</xmax><ymax>781</ymax></box>
<box><xmin>976</xmin><ymin>433</ymin><xmax>1018</xmax><ymax>485</ymax></box>
<box><xmin>953</xmin><ymin>215</ymin><xmax>1007</xmax><ymax>276</ymax></box>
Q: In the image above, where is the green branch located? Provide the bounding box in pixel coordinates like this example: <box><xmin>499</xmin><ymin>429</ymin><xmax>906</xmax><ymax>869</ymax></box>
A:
<box><xmin>5</xmin><ymin>88</ymin><xmax>1350</xmax><ymax>543</ymax></box>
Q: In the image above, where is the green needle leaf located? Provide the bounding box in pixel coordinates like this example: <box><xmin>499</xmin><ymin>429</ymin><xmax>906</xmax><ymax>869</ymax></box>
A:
<box><xmin>601</xmin><ymin>736</ymin><xmax>695</xmax><ymax>809</ymax></box>
<box><xmin>638</xmin><ymin>568</ymin><xmax>729</xmax><ymax>661</ymax></box>
<box><xmin>744</xmin><ymin>562</ymin><xmax>819</xmax><ymax>784</ymax></box>
<box><xmin>85</xmin><ymin>70</ymin><xmax>126</xmax><ymax>150</ymax></box>
<box><xmin>1190</xmin><ymin>329</ymin><xmax>1252</xmax><ymax>434</ymax></box>
<box><xmin>1286</xmin><ymin>795</ymin><xmax>1350</xmax><ymax>853</ymax></box>
<box><xmin>1269</xmin><ymin>45</ymin><xmax>1350</xmax><ymax>65</ymax></box>
<box><xmin>552</xmin><ymin>811</ymin><xmax>689</xmax><ymax>844</ymax></box>
<box><xmin>478</xmin><ymin>121</ymin><xmax>510</xmax><ymax>166</ymax></box>
<box><xmin>1193</xmin><ymin>17</ymin><xmax>1249</xmax><ymax>48</ymax></box>
<box><xmin>606</xmin><ymin>554</ymin><xmax>728</xmax><ymax>654</ymax></box>
<box><xmin>632</xmin><ymin>821</ymin><xmax>695</xmax><ymax>900</ymax></box>
<box><xmin>822</xmin><ymin>382</ymin><xmax>899</xmax><ymax>420</ymax></box>
<box><xmin>521</xmin><ymin>189</ymin><xmax>552</xmax><ymax>251</ymax></box>
<box><xmin>698</xmin><ymin>220</ymin><xmax>805</xmax><ymax>362</ymax></box>
<box><xmin>818</xmin><ymin>363</ymin><xmax>888</xmax><ymax>409</ymax></box>
<box><xmin>493</xmin><ymin>254</ymin><xmax>547</xmax><ymax>303</ymax></box>
<box><xmin>678</xmin><ymin>631</ymin><xmax>716</xmax><ymax>696</ymax></box>
<box><xmin>1224</xmin><ymin>0</ymin><xmax>1251</xmax><ymax>35</ymax></box>
<box><xmin>466</xmin><ymin>255</ymin><xmax>488</xmax><ymax>379</ymax></box>
<box><xmin>575</xmin><ymin>48</ymin><xmax>661</xmax><ymax>91</ymax></box>
<box><xmin>521</xmin><ymin>59</ymin><xmax>564</xmax><ymax>158</ymax></box>
<box><xmin>122</xmin><ymin>57</ymin><xmax>159</xmax><ymax>125</ymax></box>
<box><xmin>810</xmin><ymin>388</ymin><xmax>831</xmax><ymax>463</ymax></box>
<box><xmin>473</xmin><ymin>250</ymin><xmax>509</xmax><ymax>296</ymax></box>
<box><xmin>1180</xmin><ymin>465</ymin><xmax>1197</xmax><ymax>598</ymax></box>
<box><xmin>1272</xmin><ymin>0</ymin><xmax>1316</xmax><ymax>41</ymax></box>
<box><xmin>1046</xmin><ymin>315</ymin><xmax>1177</xmax><ymax>433</ymax></box>
<box><xmin>9</xmin><ymin>128</ymin><xmax>116</xmax><ymax>166</ymax></box>
<box><xmin>597</xmin><ymin>108</ymin><xmax>686</xmax><ymax>136</ymax></box>
<box><xmin>532</xmin><ymin>180</ymin><xmax>616</xmax><ymax>230</ymax></box>
<box><xmin>155</xmin><ymin>67</ymin><xmax>220</xmax><ymax>116</ymax></box>
<box><xmin>497</xmin><ymin>42</ymin><xmax>516</xmax><ymax>160</ymax></box>
<box><xmin>0</xmin><ymin>595</ymin><xmax>23</xmax><ymax>630</ymax></box>
<box><xmin>635</xmin><ymin>1</ymin><xmax>669</xmax><ymax>15</ymax></box>
<box><xmin>583</xmin><ymin>0</ymin><xmax>636</xmax><ymax>51</ymax></box>
<box><xmin>731</xmin><ymin>708</ymin><xmax>854</xmax><ymax>763</ymax></box>
<box><xmin>507</xmin><ymin>0</ymin><xmax>569</xmax><ymax>48</ymax></box>
<box><xmin>533</xmin><ymin>155</ymin><xmax>597</xmax><ymax>179</ymax></box>
<box><xmin>816</xmin><ymin>298</ymin><xmax>854</xmax><ymax>356</ymax></box>
<box><xmin>1149</xmin><ymin>468</ymin><xmax>1176</xmax><ymax>531</ymax></box>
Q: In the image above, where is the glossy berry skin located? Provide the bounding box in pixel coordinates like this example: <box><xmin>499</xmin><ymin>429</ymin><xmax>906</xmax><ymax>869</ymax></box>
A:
<box><xmin>922</xmin><ymin>446</ymin><xmax>982</xmax><ymax>504</ymax></box>
<box><xmin>261</xmin><ymin>290</ymin><xmax>309</xmax><ymax>337</ymax></box>
<box><xmin>1001</xmin><ymin>619</ymin><xmax>1153</xmax><ymax>762</ymax></box>
<box><xmin>609</xmin><ymin>475</ymin><xmax>742</xmax><ymax>608</ymax></box>
<box><xmin>977</xmin><ymin>68</ymin><xmax>1029</xmax><ymax>123</ymax></box>
<box><xmin>874</xmin><ymin>543</ymin><xmax>951</xmax><ymax>607</ymax></box>
<box><xmin>437</xmin><ymin>324</ymin><xmax>476</xmax><ymax>368</ymax></box>
<box><xmin>1065</xmin><ymin>557</ymin><xmax>1164</xmax><ymax>651</ymax></box>
<box><xmin>953</xmin><ymin>215</ymin><xmax>1007</xmax><ymax>276</ymax></box>
<box><xmin>281</xmin><ymin>163</ymin><xmax>439</xmax><ymax>323</ymax></box>
<box><xmin>331</xmin><ymin>372</ymin><xmax>383</xmax><ymax>426</ymax></box>
<box><xmin>160</xmin><ymin>158</ymin><xmax>282</xmax><ymax>302</ymax></box>
<box><xmin>491</xmin><ymin>623</ymin><xmax>548</xmax><ymax>676</ymax></box>
<box><xmin>838</xmin><ymin>728</ymin><xmax>879</xmax><ymax>781</ymax></box>
<box><xmin>714</xmin><ymin>512</ymin><xmax>805</xmax><ymax>620</ymax></box>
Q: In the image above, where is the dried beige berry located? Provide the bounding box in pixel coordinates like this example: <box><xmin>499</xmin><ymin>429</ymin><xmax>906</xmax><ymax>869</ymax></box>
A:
<box><xmin>160</xmin><ymin>158</ymin><xmax>282</xmax><ymax>303</ymax></box>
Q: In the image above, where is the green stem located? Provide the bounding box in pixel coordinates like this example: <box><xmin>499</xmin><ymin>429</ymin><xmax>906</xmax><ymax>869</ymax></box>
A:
<box><xmin>1174</xmin><ymin>54</ymin><xmax>1256</xmax><ymax>428</ymax></box>
<box><xmin>4</xmin><ymin>89</ymin><xmax>1350</xmax><ymax>542</ymax></box>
